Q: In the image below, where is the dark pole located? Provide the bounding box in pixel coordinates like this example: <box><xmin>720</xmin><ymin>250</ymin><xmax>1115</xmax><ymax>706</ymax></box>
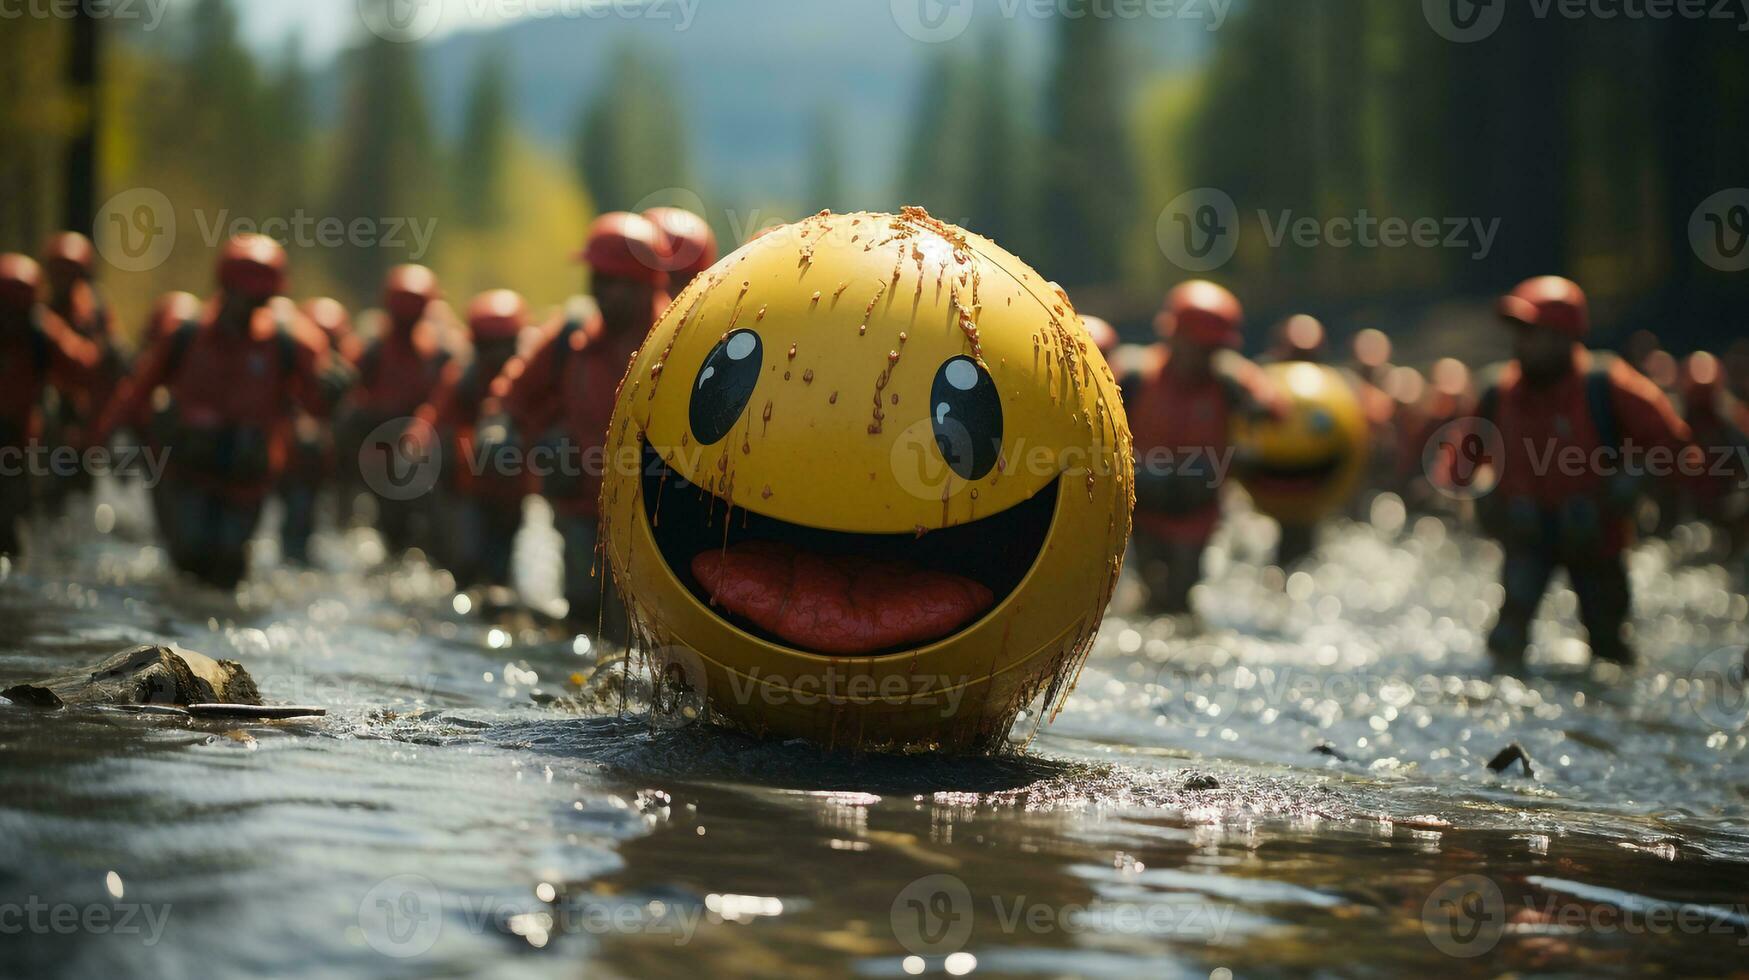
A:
<box><xmin>63</xmin><ymin>6</ymin><xmax>100</xmax><ymax>235</ymax></box>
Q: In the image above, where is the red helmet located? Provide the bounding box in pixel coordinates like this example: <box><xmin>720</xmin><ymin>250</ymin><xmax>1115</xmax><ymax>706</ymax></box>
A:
<box><xmin>383</xmin><ymin>264</ymin><xmax>440</xmax><ymax>322</ymax></box>
<box><xmin>1081</xmin><ymin>314</ymin><xmax>1119</xmax><ymax>357</ymax></box>
<box><xmin>1685</xmin><ymin>351</ymin><xmax>1721</xmax><ymax>392</ymax></box>
<box><xmin>1277</xmin><ymin>314</ymin><xmax>1327</xmax><ymax>359</ymax></box>
<box><xmin>1353</xmin><ymin>328</ymin><xmax>1392</xmax><ymax>370</ymax></box>
<box><xmin>147</xmin><ymin>290</ymin><xmax>202</xmax><ymax>342</ymax></box>
<box><xmin>301</xmin><ymin>297</ymin><xmax>352</xmax><ymax>340</ymax></box>
<box><xmin>1430</xmin><ymin>357</ymin><xmax>1472</xmax><ymax>399</ymax></box>
<box><xmin>41</xmin><ymin>231</ymin><xmax>96</xmax><ymax>279</ymax></box>
<box><xmin>1160</xmin><ymin>280</ymin><xmax>1242</xmax><ymax>349</ymax></box>
<box><xmin>217</xmin><ymin>234</ymin><xmax>288</xmax><ymax>300</ymax></box>
<box><xmin>643</xmin><ymin>206</ymin><xmax>718</xmax><ymax>282</ymax></box>
<box><xmin>466</xmin><ymin>289</ymin><xmax>528</xmax><ymax>342</ymax></box>
<box><xmin>576</xmin><ymin>211</ymin><xmax>669</xmax><ymax>288</ymax></box>
<box><xmin>0</xmin><ymin>253</ymin><xmax>42</xmax><ymax>311</ymax></box>
<box><xmin>1498</xmin><ymin>276</ymin><xmax>1588</xmax><ymax>338</ymax></box>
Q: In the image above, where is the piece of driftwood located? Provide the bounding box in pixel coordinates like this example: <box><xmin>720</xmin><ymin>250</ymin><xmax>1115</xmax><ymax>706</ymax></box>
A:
<box><xmin>2</xmin><ymin>644</ymin><xmax>261</xmax><ymax>709</ymax></box>
<box><xmin>1486</xmin><ymin>741</ymin><xmax>1535</xmax><ymax>777</ymax></box>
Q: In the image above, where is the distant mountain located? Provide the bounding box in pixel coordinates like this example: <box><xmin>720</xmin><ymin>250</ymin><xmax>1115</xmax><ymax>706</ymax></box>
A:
<box><xmin>137</xmin><ymin>0</ymin><xmax>1213</xmax><ymax>206</ymax></box>
<box><xmin>405</xmin><ymin>0</ymin><xmax>1213</xmax><ymax>205</ymax></box>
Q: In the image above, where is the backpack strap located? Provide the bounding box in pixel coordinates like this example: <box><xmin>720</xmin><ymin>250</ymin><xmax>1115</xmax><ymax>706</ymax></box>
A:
<box><xmin>1209</xmin><ymin>351</ymin><xmax>1264</xmax><ymax>418</ymax></box>
<box><xmin>1584</xmin><ymin>354</ymin><xmax>1619</xmax><ymax>453</ymax></box>
<box><xmin>553</xmin><ymin>316</ymin><xmax>585</xmax><ymax>387</ymax></box>
<box><xmin>27</xmin><ymin>307</ymin><xmax>51</xmax><ymax>378</ymax></box>
<box><xmin>161</xmin><ymin>317</ymin><xmax>201</xmax><ymax>383</ymax></box>
<box><xmin>359</xmin><ymin>339</ymin><xmax>382</xmax><ymax>390</ymax></box>
<box><xmin>273</xmin><ymin>311</ymin><xmax>298</xmax><ymax>379</ymax></box>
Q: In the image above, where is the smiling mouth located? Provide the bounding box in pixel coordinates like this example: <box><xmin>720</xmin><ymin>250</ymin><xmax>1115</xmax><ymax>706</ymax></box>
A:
<box><xmin>1239</xmin><ymin>454</ymin><xmax>1347</xmax><ymax>493</ymax></box>
<box><xmin>640</xmin><ymin>441</ymin><xmax>1058</xmax><ymax>656</ymax></box>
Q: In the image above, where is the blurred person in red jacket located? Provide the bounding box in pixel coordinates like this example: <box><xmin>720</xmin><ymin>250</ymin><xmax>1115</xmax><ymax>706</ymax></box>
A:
<box><xmin>501</xmin><ymin>212</ymin><xmax>670</xmax><ymax>629</ymax></box>
<box><xmin>413</xmin><ymin>289</ymin><xmax>533</xmax><ymax>591</ymax></box>
<box><xmin>344</xmin><ymin>264</ymin><xmax>454</xmax><ymax>557</ymax></box>
<box><xmin>0</xmin><ymin>254</ymin><xmax>101</xmax><ymax>555</ymax></box>
<box><xmin>277</xmin><ymin>297</ymin><xmax>360</xmax><ymax>565</ymax></box>
<box><xmin>1677</xmin><ymin>351</ymin><xmax>1748</xmax><ymax>556</ymax></box>
<box><xmin>1397</xmin><ymin>358</ymin><xmax>1476</xmax><ymax>515</ymax></box>
<box><xmin>96</xmin><ymin>235</ymin><xmax>330</xmax><ymax>587</ymax></box>
<box><xmin>38</xmin><ymin>232</ymin><xmax>121</xmax><ymax>507</ymax></box>
<box><xmin>1441</xmin><ymin>277</ymin><xmax>1696</xmax><ymax>667</ymax></box>
<box><xmin>643</xmin><ymin>206</ymin><xmax>717</xmax><ymax>294</ymax></box>
<box><xmin>1127</xmin><ymin>280</ymin><xmax>1281</xmax><ymax>617</ymax></box>
<box><xmin>129</xmin><ymin>290</ymin><xmax>206</xmax><ymax>536</ymax></box>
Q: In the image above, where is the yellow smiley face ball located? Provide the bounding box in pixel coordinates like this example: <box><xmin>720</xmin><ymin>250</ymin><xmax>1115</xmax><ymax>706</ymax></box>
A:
<box><xmin>599</xmin><ymin>208</ymin><xmax>1133</xmax><ymax>752</ymax></box>
<box><xmin>1232</xmin><ymin>361</ymin><xmax>1371</xmax><ymax>528</ymax></box>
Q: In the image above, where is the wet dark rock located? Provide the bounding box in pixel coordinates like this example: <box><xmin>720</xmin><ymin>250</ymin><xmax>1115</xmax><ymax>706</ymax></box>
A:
<box><xmin>1182</xmin><ymin>773</ymin><xmax>1222</xmax><ymax>791</ymax></box>
<box><xmin>2</xmin><ymin>644</ymin><xmax>260</xmax><ymax>708</ymax></box>
<box><xmin>1</xmin><ymin>684</ymin><xmax>64</xmax><ymax>709</ymax></box>
<box><xmin>1487</xmin><ymin>742</ymin><xmax>1535</xmax><ymax>777</ymax></box>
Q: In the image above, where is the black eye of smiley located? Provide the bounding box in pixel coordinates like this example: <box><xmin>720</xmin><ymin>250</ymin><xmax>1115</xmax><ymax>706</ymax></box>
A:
<box><xmin>690</xmin><ymin>329</ymin><xmax>762</xmax><ymax>445</ymax></box>
<box><xmin>930</xmin><ymin>355</ymin><xmax>1002</xmax><ymax>480</ymax></box>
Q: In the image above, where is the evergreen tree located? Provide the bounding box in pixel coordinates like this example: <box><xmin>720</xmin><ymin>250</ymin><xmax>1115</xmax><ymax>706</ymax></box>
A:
<box><xmin>1040</xmin><ymin>4</ymin><xmax>1134</xmax><ymax>290</ymax></box>
<box><xmin>896</xmin><ymin>53</ymin><xmax>978</xmax><ymax>221</ymax></box>
<box><xmin>570</xmin><ymin>44</ymin><xmax>690</xmax><ymax>212</ymax></box>
<box><xmin>804</xmin><ymin>108</ymin><xmax>846</xmax><ymax>214</ymax></box>
<box><xmin>261</xmin><ymin>36</ymin><xmax>312</xmax><ymax>218</ymax></box>
<box><xmin>181</xmin><ymin>0</ymin><xmax>267</xmax><ymax>212</ymax></box>
<box><xmin>967</xmin><ymin>35</ymin><xmax>1037</xmax><ymax>261</ymax></box>
<box><xmin>326</xmin><ymin>3</ymin><xmax>439</xmax><ymax>301</ymax></box>
<box><xmin>454</xmin><ymin>50</ymin><xmax>512</xmax><ymax>227</ymax></box>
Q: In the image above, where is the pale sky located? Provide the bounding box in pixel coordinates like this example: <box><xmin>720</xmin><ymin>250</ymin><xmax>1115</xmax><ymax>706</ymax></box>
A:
<box><xmin>206</xmin><ymin>0</ymin><xmax>529</xmax><ymax>61</ymax></box>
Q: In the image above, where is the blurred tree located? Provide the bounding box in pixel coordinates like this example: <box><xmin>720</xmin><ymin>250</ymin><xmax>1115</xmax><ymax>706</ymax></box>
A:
<box><xmin>0</xmin><ymin>17</ymin><xmax>72</xmax><ymax>249</ymax></box>
<box><xmin>261</xmin><ymin>36</ymin><xmax>312</xmax><ymax>218</ymax></box>
<box><xmin>804</xmin><ymin>107</ymin><xmax>847</xmax><ymax>215</ymax></box>
<box><xmin>967</xmin><ymin>35</ymin><xmax>1039</xmax><ymax>264</ymax></box>
<box><xmin>180</xmin><ymin>0</ymin><xmax>268</xmax><ymax>213</ymax></box>
<box><xmin>897</xmin><ymin>53</ymin><xmax>978</xmax><ymax>222</ymax></box>
<box><xmin>1041</xmin><ymin>3</ymin><xmax>1134</xmax><ymax>290</ymax></box>
<box><xmin>454</xmin><ymin>50</ymin><xmax>513</xmax><ymax>228</ymax></box>
<box><xmin>570</xmin><ymin>44</ymin><xmax>691</xmax><ymax>213</ymax></box>
<box><xmin>326</xmin><ymin>6</ymin><xmax>440</xmax><ymax>302</ymax></box>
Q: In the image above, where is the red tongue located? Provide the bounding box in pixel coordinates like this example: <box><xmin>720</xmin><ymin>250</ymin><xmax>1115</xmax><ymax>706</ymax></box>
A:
<box><xmin>691</xmin><ymin>541</ymin><xmax>995</xmax><ymax>656</ymax></box>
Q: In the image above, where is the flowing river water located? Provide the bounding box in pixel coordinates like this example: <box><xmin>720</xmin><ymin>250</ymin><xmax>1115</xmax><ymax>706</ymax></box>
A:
<box><xmin>2</xmin><ymin>485</ymin><xmax>1747</xmax><ymax>978</ymax></box>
